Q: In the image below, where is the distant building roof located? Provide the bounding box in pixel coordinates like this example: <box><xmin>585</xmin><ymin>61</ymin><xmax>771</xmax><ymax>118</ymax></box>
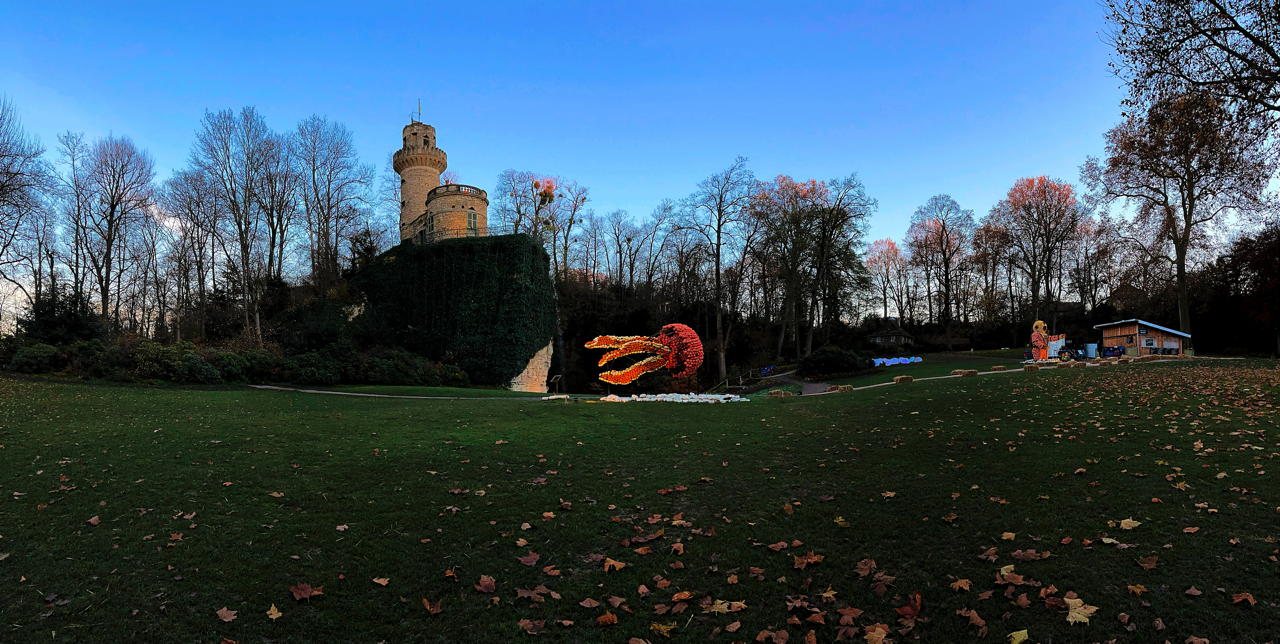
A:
<box><xmin>868</xmin><ymin>328</ymin><xmax>913</xmax><ymax>339</ymax></box>
<box><xmin>1093</xmin><ymin>319</ymin><xmax>1191</xmax><ymax>338</ymax></box>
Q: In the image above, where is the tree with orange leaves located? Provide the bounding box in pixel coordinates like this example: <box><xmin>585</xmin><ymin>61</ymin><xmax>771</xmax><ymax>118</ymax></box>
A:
<box><xmin>988</xmin><ymin>176</ymin><xmax>1080</xmax><ymax>323</ymax></box>
<box><xmin>865</xmin><ymin>238</ymin><xmax>902</xmax><ymax>320</ymax></box>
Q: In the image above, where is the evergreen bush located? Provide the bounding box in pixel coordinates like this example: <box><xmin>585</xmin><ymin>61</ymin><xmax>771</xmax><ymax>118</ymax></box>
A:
<box><xmin>283</xmin><ymin>352</ymin><xmax>340</xmax><ymax>385</ymax></box>
<box><xmin>174</xmin><ymin>352</ymin><xmax>222</xmax><ymax>384</ymax></box>
<box><xmin>798</xmin><ymin>346</ymin><xmax>873</xmax><ymax>378</ymax></box>
<box><xmin>208</xmin><ymin>351</ymin><xmax>249</xmax><ymax>382</ymax></box>
<box><xmin>9</xmin><ymin>343</ymin><xmax>64</xmax><ymax>374</ymax></box>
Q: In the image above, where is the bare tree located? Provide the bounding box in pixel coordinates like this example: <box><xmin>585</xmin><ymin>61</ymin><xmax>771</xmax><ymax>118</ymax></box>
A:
<box><xmin>0</xmin><ymin>98</ymin><xmax>46</xmax><ymax>216</ymax></box>
<box><xmin>907</xmin><ymin>195</ymin><xmax>973</xmax><ymax>335</ymax></box>
<box><xmin>494</xmin><ymin>170</ymin><xmax>560</xmax><ymax>240</ymax></box>
<box><xmin>0</xmin><ymin>98</ymin><xmax>48</xmax><ymax>292</ymax></box>
<box><xmin>192</xmin><ymin>107</ymin><xmax>270</xmax><ymax>343</ymax></box>
<box><xmin>160</xmin><ymin>169</ymin><xmax>222</xmax><ymax>339</ymax></box>
<box><xmin>551</xmin><ymin>180</ymin><xmax>588</xmax><ymax>280</ymax></box>
<box><xmin>85</xmin><ymin>136</ymin><xmax>154</xmax><ymax>319</ymax></box>
<box><xmin>1107</xmin><ymin>0</ymin><xmax>1280</xmax><ymax>118</ymax></box>
<box><xmin>294</xmin><ymin>115</ymin><xmax>372</xmax><ymax>289</ymax></box>
<box><xmin>681</xmin><ymin>157</ymin><xmax>755</xmax><ymax>382</ymax></box>
<box><xmin>257</xmin><ymin>132</ymin><xmax>300</xmax><ymax>281</ymax></box>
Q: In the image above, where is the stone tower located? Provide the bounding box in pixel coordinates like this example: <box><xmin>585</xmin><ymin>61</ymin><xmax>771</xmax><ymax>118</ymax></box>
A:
<box><xmin>393</xmin><ymin>119</ymin><xmax>489</xmax><ymax>243</ymax></box>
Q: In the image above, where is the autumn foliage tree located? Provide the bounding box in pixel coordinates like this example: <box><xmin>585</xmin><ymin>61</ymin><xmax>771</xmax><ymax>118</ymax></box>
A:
<box><xmin>1083</xmin><ymin>91</ymin><xmax>1273</xmax><ymax>336</ymax></box>
<box><xmin>988</xmin><ymin>177</ymin><xmax>1080</xmax><ymax>324</ymax></box>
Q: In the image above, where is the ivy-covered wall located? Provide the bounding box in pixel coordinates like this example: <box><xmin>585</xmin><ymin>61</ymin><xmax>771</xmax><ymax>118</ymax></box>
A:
<box><xmin>351</xmin><ymin>234</ymin><xmax>558</xmax><ymax>387</ymax></box>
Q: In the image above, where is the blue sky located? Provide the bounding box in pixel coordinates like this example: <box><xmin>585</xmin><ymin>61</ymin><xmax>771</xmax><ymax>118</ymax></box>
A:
<box><xmin>1</xmin><ymin>1</ymin><xmax>1124</xmax><ymax>242</ymax></box>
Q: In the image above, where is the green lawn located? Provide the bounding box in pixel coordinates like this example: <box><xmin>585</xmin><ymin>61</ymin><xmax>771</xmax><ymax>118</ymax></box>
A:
<box><xmin>829</xmin><ymin>352</ymin><xmax>1028</xmax><ymax>387</ymax></box>
<box><xmin>1</xmin><ymin>360</ymin><xmax>1277</xmax><ymax>642</ymax></box>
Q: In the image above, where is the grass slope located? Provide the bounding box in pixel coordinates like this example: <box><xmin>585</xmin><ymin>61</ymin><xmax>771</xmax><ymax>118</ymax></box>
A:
<box><xmin>0</xmin><ymin>360</ymin><xmax>1276</xmax><ymax>642</ymax></box>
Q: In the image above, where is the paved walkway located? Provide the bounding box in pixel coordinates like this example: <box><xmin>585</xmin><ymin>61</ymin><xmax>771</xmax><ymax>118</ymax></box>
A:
<box><xmin>250</xmin><ymin>359</ymin><xmax>1177</xmax><ymax>401</ymax></box>
<box><xmin>247</xmin><ymin>385</ymin><xmax>560</xmax><ymax>401</ymax></box>
<box><xmin>794</xmin><ymin>358</ymin><xmax>1176</xmax><ymax>397</ymax></box>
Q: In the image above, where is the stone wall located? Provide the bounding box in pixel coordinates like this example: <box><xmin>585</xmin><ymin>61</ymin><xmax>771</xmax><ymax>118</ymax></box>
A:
<box><xmin>509</xmin><ymin>341</ymin><xmax>554</xmax><ymax>393</ymax></box>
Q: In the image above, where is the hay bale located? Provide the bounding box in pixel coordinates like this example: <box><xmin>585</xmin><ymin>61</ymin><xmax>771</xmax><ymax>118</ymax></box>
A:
<box><xmin>893</xmin><ymin>375</ymin><xmax>913</xmax><ymax>384</ymax></box>
<box><xmin>838</xmin><ymin>384</ymin><xmax>854</xmax><ymax>392</ymax></box>
<box><xmin>767</xmin><ymin>389</ymin><xmax>794</xmax><ymax>398</ymax></box>
<box><xmin>825</xmin><ymin>385</ymin><xmax>841</xmax><ymax>393</ymax></box>
<box><xmin>991</xmin><ymin>365</ymin><xmax>1007</xmax><ymax>371</ymax></box>
<box><xmin>950</xmin><ymin>369</ymin><xmax>965</xmax><ymax>376</ymax></box>
<box><xmin>1024</xmin><ymin>364</ymin><xmax>1039</xmax><ymax>372</ymax></box>
<box><xmin>960</xmin><ymin>369</ymin><xmax>978</xmax><ymax>377</ymax></box>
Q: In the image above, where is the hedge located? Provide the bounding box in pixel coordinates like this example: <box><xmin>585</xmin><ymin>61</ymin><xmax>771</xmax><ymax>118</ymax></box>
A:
<box><xmin>352</xmin><ymin>234</ymin><xmax>557</xmax><ymax>386</ymax></box>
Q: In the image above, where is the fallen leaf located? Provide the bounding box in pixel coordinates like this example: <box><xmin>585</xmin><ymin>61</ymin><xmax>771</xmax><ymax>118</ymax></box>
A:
<box><xmin>215</xmin><ymin>606</ymin><xmax>237</xmax><ymax>622</ymax></box>
<box><xmin>372</xmin><ymin>577</ymin><xmax>389</xmax><ymax>586</ymax></box>
<box><xmin>288</xmin><ymin>582</ymin><xmax>324</xmax><ymax>601</ymax></box>
<box><xmin>422</xmin><ymin>598</ymin><xmax>443</xmax><ymax>614</ymax></box>
<box><xmin>1232</xmin><ymin>592</ymin><xmax>1256</xmax><ymax>606</ymax></box>
<box><xmin>1065</xmin><ymin>597</ymin><xmax>1097</xmax><ymax>624</ymax></box>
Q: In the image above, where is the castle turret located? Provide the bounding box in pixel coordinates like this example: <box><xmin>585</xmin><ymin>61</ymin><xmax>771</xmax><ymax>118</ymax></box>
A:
<box><xmin>393</xmin><ymin>119</ymin><xmax>489</xmax><ymax>243</ymax></box>
<box><xmin>393</xmin><ymin>121</ymin><xmax>448</xmax><ymax>240</ymax></box>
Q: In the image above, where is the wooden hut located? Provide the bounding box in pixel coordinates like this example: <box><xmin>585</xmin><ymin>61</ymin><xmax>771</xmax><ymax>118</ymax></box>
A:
<box><xmin>1093</xmin><ymin>319</ymin><xmax>1190</xmax><ymax>356</ymax></box>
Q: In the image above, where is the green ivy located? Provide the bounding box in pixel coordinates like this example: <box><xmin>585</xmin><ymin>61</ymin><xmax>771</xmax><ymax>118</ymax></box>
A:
<box><xmin>352</xmin><ymin>234</ymin><xmax>557</xmax><ymax>386</ymax></box>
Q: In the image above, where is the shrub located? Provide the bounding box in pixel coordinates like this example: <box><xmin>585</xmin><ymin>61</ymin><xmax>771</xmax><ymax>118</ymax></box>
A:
<box><xmin>276</xmin><ymin>298</ymin><xmax>349</xmax><ymax>355</ymax></box>
<box><xmin>133</xmin><ymin>341</ymin><xmax>180</xmax><ymax>381</ymax></box>
<box><xmin>798</xmin><ymin>346</ymin><xmax>873</xmax><ymax>378</ymax></box>
<box><xmin>93</xmin><ymin>343</ymin><xmax>138</xmax><ymax>381</ymax></box>
<box><xmin>424</xmin><ymin>361</ymin><xmax>468</xmax><ymax>387</ymax></box>
<box><xmin>66</xmin><ymin>339</ymin><xmax>106</xmax><ymax>373</ymax></box>
<box><xmin>174</xmin><ymin>352</ymin><xmax>222</xmax><ymax>384</ymax></box>
<box><xmin>359</xmin><ymin>347</ymin><xmax>468</xmax><ymax>386</ymax></box>
<box><xmin>0</xmin><ymin>336</ymin><xmax>18</xmax><ymax>367</ymax></box>
<box><xmin>282</xmin><ymin>352</ymin><xmax>340</xmax><ymax>385</ymax></box>
<box><xmin>208</xmin><ymin>351</ymin><xmax>249</xmax><ymax>382</ymax></box>
<box><xmin>240</xmin><ymin>349</ymin><xmax>281</xmax><ymax>383</ymax></box>
<box><xmin>8</xmin><ymin>343</ymin><xmax>64</xmax><ymax>374</ymax></box>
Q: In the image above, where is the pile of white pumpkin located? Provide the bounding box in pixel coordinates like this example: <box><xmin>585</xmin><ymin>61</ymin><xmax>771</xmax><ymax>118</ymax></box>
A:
<box><xmin>598</xmin><ymin>393</ymin><xmax>748</xmax><ymax>404</ymax></box>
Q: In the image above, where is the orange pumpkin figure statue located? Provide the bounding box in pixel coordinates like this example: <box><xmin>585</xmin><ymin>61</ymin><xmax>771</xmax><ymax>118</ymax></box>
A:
<box><xmin>1030</xmin><ymin>320</ymin><xmax>1067</xmax><ymax>361</ymax></box>
<box><xmin>585</xmin><ymin>323</ymin><xmax>704</xmax><ymax>385</ymax></box>
<box><xmin>1031</xmin><ymin>320</ymin><xmax>1049</xmax><ymax>360</ymax></box>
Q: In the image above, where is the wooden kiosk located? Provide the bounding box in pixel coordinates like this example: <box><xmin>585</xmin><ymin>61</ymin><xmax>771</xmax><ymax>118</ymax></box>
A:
<box><xmin>1093</xmin><ymin>319</ymin><xmax>1190</xmax><ymax>356</ymax></box>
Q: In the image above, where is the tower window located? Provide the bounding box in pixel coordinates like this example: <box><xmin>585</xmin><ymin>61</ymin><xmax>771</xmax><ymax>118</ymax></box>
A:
<box><xmin>426</xmin><ymin>215</ymin><xmax>436</xmax><ymax>234</ymax></box>
<box><xmin>467</xmin><ymin>210</ymin><xmax>478</xmax><ymax>230</ymax></box>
